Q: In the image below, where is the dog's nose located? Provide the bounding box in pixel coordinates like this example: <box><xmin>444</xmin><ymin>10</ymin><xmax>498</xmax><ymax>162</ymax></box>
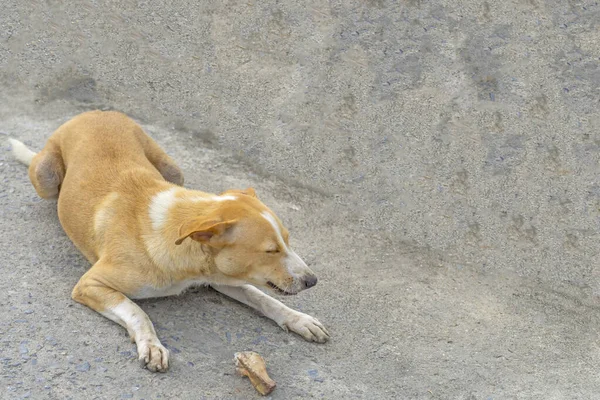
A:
<box><xmin>303</xmin><ymin>275</ymin><xmax>318</xmax><ymax>289</ymax></box>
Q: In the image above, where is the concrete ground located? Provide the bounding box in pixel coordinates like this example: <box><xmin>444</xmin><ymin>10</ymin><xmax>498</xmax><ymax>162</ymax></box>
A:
<box><xmin>1</xmin><ymin>0</ymin><xmax>600</xmax><ymax>398</ymax></box>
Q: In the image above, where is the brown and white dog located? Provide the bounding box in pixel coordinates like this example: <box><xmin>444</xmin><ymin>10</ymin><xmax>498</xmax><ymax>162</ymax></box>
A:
<box><xmin>8</xmin><ymin>110</ymin><xmax>329</xmax><ymax>372</ymax></box>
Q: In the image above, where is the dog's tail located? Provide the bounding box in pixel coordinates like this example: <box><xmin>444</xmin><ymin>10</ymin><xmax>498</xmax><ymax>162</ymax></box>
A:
<box><xmin>8</xmin><ymin>138</ymin><xmax>37</xmax><ymax>166</ymax></box>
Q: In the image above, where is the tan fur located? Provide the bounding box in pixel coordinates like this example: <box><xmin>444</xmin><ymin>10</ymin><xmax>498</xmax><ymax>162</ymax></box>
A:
<box><xmin>15</xmin><ymin>111</ymin><xmax>328</xmax><ymax>373</ymax></box>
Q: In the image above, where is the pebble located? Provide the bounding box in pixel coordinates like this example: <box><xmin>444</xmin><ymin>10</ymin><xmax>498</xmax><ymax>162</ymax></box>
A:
<box><xmin>308</xmin><ymin>369</ymin><xmax>324</xmax><ymax>383</ymax></box>
<box><xmin>76</xmin><ymin>362</ymin><xmax>91</xmax><ymax>372</ymax></box>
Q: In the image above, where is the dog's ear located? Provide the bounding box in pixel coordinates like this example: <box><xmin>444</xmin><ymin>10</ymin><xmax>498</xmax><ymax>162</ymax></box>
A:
<box><xmin>220</xmin><ymin>187</ymin><xmax>257</xmax><ymax>198</ymax></box>
<box><xmin>175</xmin><ymin>218</ymin><xmax>236</xmax><ymax>246</ymax></box>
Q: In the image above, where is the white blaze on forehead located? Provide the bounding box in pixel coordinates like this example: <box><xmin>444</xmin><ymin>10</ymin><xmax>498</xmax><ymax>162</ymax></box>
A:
<box><xmin>261</xmin><ymin>212</ymin><xmax>312</xmax><ymax>281</ymax></box>
<box><xmin>261</xmin><ymin>211</ymin><xmax>288</xmax><ymax>251</ymax></box>
<box><xmin>149</xmin><ymin>188</ymin><xmax>179</xmax><ymax>230</ymax></box>
<box><xmin>261</xmin><ymin>211</ymin><xmax>309</xmax><ymax>276</ymax></box>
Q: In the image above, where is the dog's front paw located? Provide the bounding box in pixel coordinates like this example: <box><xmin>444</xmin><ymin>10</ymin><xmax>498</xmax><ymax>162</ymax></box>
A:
<box><xmin>281</xmin><ymin>312</ymin><xmax>330</xmax><ymax>343</ymax></box>
<box><xmin>137</xmin><ymin>339</ymin><xmax>170</xmax><ymax>372</ymax></box>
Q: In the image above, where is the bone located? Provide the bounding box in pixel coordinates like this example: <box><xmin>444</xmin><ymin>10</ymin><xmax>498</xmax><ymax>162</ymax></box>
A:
<box><xmin>234</xmin><ymin>351</ymin><xmax>276</xmax><ymax>395</ymax></box>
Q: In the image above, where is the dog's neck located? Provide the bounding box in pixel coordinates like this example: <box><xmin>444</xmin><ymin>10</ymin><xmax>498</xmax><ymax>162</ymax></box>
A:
<box><xmin>143</xmin><ymin>185</ymin><xmax>220</xmax><ymax>280</ymax></box>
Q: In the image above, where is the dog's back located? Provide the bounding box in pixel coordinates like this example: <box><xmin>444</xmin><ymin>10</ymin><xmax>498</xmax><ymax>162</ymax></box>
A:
<box><xmin>9</xmin><ymin>110</ymin><xmax>184</xmax><ymax>261</ymax></box>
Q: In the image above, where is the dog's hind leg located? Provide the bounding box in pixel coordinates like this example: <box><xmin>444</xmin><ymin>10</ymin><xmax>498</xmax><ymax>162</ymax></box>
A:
<box><xmin>71</xmin><ymin>259</ymin><xmax>169</xmax><ymax>372</ymax></box>
<box><xmin>29</xmin><ymin>150</ymin><xmax>64</xmax><ymax>199</ymax></box>
<box><xmin>211</xmin><ymin>284</ymin><xmax>330</xmax><ymax>343</ymax></box>
<box><xmin>140</xmin><ymin>135</ymin><xmax>184</xmax><ymax>186</ymax></box>
<box><xmin>9</xmin><ymin>138</ymin><xmax>65</xmax><ymax>199</ymax></box>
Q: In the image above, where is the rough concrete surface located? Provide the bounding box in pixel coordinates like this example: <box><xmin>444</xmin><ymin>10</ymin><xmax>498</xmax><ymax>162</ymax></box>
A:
<box><xmin>1</xmin><ymin>0</ymin><xmax>600</xmax><ymax>399</ymax></box>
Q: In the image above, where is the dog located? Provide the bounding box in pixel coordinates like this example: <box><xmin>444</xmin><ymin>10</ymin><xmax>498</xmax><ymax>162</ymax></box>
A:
<box><xmin>8</xmin><ymin>110</ymin><xmax>329</xmax><ymax>372</ymax></box>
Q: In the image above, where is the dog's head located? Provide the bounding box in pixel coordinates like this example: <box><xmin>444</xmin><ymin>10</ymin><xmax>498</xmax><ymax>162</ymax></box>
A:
<box><xmin>174</xmin><ymin>188</ymin><xmax>317</xmax><ymax>294</ymax></box>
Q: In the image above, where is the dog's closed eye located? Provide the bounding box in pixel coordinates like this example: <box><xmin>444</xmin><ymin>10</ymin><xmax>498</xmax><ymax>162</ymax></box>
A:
<box><xmin>265</xmin><ymin>248</ymin><xmax>280</xmax><ymax>254</ymax></box>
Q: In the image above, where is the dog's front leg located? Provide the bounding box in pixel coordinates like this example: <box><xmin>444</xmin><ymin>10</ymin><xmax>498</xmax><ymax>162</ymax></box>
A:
<box><xmin>211</xmin><ymin>284</ymin><xmax>330</xmax><ymax>343</ymax></box>
<box><xmin>72</xmin><ymin>262</ymin><xmax>169</xmax><ymax>372</ymax></box>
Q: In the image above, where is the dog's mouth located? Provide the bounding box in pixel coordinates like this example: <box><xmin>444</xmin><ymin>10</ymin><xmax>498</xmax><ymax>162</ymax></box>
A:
<box><xmin>267</xmin><ymin>281</ymin><xmax>296</xmax><ymax>296</ymax></box>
